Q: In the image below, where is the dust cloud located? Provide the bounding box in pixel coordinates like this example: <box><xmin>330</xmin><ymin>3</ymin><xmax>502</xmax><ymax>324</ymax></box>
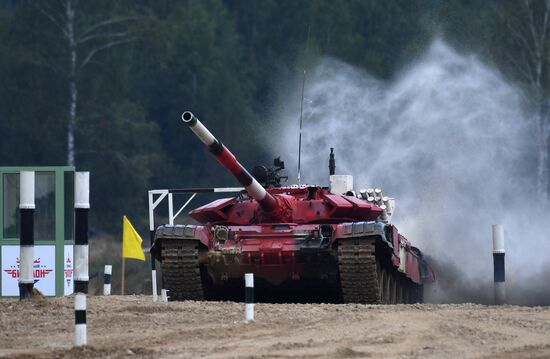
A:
<box><xmin>271</xmin><ymin>39</ymin><xmax>550</xmax><ymax>305</ymax></box>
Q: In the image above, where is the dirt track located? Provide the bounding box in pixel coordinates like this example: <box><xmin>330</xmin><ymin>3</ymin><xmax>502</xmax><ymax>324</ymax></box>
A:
<box><xmin>1</xmin><ymin>296</ymin><xmax>550</xmax><ymax>358</ymax></box>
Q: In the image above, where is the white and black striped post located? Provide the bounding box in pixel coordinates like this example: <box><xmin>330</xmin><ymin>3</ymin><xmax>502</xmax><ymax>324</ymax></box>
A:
<box><xmin>74</xmin><ymin>172</ymin><xmax>89</xmax><ymax>294</ymax></box>
<box><xmin>151</xmin><ymin>230</ymin><xmax>158</xmax><ymax>302</ymax></box>
<box><xmin>19</xmin><ymin>171</ymin><xmax>35</xmax><ymax>300</ymax></box>
<box><xmin>148</xmin><ymin>191</ymin><xmax>158</xmax><ymax>302</ymax></box>
<box><xmin>245</xmin><ymin>273</ymin><xmax>254</xmax><ymax>321</ymax></box>
<box><xmin>74</xmin><ymin>172</ymin><xmax>89</xmax><ymax>346</ymax></box>
<box><xmin>492</xmin><ymin>224</ymin><xmax>506</xmax><ymax>305</ymax></box>
<box><xmin>75</xmin><ymin>292</ymin><xmax>87</xmax><ymax>346</ymax></box>
<box><xmin>103</xmin><ymin>265</ymin><xmax>112</xmax><ymax>296</ymax></box>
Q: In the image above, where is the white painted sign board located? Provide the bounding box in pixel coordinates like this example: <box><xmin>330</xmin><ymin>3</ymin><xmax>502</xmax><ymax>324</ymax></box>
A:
<box><xmin>63</xmin><ymin>245</ymin><xmax>74</xmax><ymax>295</ymax></box>
<box><xmin>1</xmin><ymin>245</ymin><xmax>56</xmax><ymax>296</ymax></box>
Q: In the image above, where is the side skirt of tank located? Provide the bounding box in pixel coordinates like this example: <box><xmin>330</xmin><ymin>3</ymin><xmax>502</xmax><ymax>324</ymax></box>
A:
<box><xmin>337</xmin><ymin>236</ymin><xmax>423</xmax><ymax>304</ymax></box>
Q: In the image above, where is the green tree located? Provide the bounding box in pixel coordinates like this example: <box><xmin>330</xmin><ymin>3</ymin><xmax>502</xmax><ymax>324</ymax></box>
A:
<box><xmin>129</xmin><ymin>0</ymin><xmax>258</xmax><ymax>190</ymax></box>
<box><xmin>0</xmin><ymin>2</ymin><xmax>66</xmax><ymax>165</ymax></box>
<box><xmin>33</xmin><ymin>0</ymin><xmax>142</xmax><ymax>167</ymax></box>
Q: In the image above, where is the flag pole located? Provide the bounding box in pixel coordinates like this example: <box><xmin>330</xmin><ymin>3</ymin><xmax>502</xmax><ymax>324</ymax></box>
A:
<box><xmin>121</xmin><ymin>216</ymin><xmax>125</xmax><ymax>295</ymax></box>
<box><xmin>121</xmin><ymin>257</ymin><xmax>125</xmax><ymax>295</ymax></box>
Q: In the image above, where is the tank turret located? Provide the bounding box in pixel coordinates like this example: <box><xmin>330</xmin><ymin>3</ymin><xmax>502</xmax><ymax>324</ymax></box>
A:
<box><xmin>182</xmin><ymin>111</ymin><xmax>279</xmax><ymax>214</ymax></box>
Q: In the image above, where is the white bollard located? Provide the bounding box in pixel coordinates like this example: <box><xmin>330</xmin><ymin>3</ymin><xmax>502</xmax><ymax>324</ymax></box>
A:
<box><xmin>74</xmin><ymin>293</ymin><xmax>87</xmax><ymax>346</ymax></box>
<box><xmin>492</xmin><ymin>224</ymin><xmax>506</xmax><ymax>305</ymax></box>
<box><xmin>245</xmin><ymin>273</ymin><xmax>254</xmax><ymax>321</ymax></box>
<box><xmin>103</xmin><ymin>265</ymin><xmax>112</xmax><ymax>296</ymax></box>
<box><xmin>151</xmin><ymin>269</ymin><xmax>158</xmax><ymax>302</ymax></box>
<box><xmin>161</xmin><ymin>289</ymin><xmax>169</xmax><ymax>302</ymax></box>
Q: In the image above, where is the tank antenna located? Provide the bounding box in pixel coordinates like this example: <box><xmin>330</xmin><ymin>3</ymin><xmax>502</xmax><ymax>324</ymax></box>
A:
<box><xmin>297</xmin><ymin>69</ymin><xmax>306</xmax><ymax>185</ymax></box>
<box><xmin>297</xmin><ymin>23</ymin><xmax>311</xmax><ymax>185</ymax></box>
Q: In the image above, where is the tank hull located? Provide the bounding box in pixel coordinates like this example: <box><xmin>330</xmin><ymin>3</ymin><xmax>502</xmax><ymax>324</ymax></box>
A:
<box><xmin>151</xmin><ymin>223</ymin><xmax>433</xmax><ymax>303</ymax></box>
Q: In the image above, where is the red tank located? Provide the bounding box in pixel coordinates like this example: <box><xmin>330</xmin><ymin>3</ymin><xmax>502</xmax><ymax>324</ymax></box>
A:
<box><xmin>150</xmin><ymin>112</ymin><xmax>434</xmax><ymax>303</ymax></box>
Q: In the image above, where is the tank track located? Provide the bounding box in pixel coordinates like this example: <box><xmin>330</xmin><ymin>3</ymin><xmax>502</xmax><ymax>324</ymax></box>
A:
<box><xmin>338</xmin><ymin>237</ymin><xmax>381</xmax><ymax>303</ymax></box>
<box><xmin>161</xmin><ymin>238</ymin><xmax>205</xmax><ymax>301</ymax></box>
<box><xmin>338</xmin><ymin>237</ymin><xmax>422</xmax><ymax>304</ymax></box>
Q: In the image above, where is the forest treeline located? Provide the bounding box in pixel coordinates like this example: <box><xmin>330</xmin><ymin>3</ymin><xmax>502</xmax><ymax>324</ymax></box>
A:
<box><xmin>1</xmin><ymin>0</ymin><xmax>549</xmax><ymax>232</ymax></box>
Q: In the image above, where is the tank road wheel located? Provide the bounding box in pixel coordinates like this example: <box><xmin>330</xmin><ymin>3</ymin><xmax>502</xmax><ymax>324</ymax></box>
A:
<box><xmin>377</xmin><ymin>262</ymin><xmax>385</xmax><ymax>303</ymax></box>
<box><xmin>161</xmin><ymin>239</ymin><xmax>205</xmax><ymax>301</ymax></box>
<box><xmin>409</xmin><ymin>284</ymin><xmax>423</xmax><ymax>303</ymax></box>
<box><xmin>395</xmin><ymin>273</ymin><xmax>405</xmax><ymax>304</ymax></box>
<box><xmin>402</xmin><ymin>277</ymin><xmax>410</xmax><ymax>304</ymax></box>
<box><xmin>406</xmin><ymin>279</ymin><xmax>414</xmax><ymax>303</ymax></box>
<box><xmin>381</xmin><ymin>268</ymin><xmax>391</xmax><ymax>304</ymax></box>
<box><xmin>338</xmin><ymin>238</ymin><xmax>382</xmax><ymax>304</ymax></box>
<box><xmin>389</xmin><ymin>272</ymin><xmax>398</xmax><ymax>304</ymax></box>
<box><xmin>396</xmin><ymin>275</ymin><xmax>408</xmax><ymax>304</ymax></box>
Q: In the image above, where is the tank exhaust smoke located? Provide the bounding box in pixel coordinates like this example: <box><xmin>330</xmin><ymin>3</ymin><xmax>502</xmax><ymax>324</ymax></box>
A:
<box><xmin>272</xmin><ymin>39</ymin><xmax>550</xmax><ymax>305</ymax></box>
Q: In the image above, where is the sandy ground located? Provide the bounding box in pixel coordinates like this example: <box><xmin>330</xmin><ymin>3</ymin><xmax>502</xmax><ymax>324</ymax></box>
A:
<box><xmin>1</xmin><ymin>296</ymin><xmax>550</xmax><ymax>359</ymax></box>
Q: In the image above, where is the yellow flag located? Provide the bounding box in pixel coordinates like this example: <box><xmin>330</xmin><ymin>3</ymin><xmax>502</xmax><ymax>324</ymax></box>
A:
<box><xmin>122</xmin><ymin>216</ymin><xmax>145</xmax><ymax>261</ymax></box>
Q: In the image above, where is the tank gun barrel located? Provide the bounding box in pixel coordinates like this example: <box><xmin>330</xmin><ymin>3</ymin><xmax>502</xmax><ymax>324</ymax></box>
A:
<box><xmin>182</xmin><ymin>111</ymin><xmax>279</xmax><ymax>213</ymax></box>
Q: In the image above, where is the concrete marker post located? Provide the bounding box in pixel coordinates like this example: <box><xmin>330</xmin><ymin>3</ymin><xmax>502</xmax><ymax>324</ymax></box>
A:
<box><xmin>492</xmin><ymin>224</ymin><xmax>506</xmax><ymax>305</ymax></box>
<box><xmin>103</xmin><ymin>265</ymin><xmax>112</xmax><ymax>296</ymax></box>
<box><xmin>19</xmin><ymin>171</ymin><xmax>35</xmax><ymax>300</ymax></box>
<box><xmin>245</xmin><ymin>273</ymin><xmax>254</xmax><ymax>321</ymax></box>
<box><xmin>74</xmin><ymin>172</ymin><xmax>90</xmax><ymax>294</ymax></box>
<box><xmin>74</xmin><ymin>172</ymin><xmax>89</xmax><ymax>346</ymax></box>
<box><xmin>148</xmin><ymin>191</ymin><xmax>158</xmax><ymax>302</ymax></box>
<box><xmin>74</xmin><ymin>293</ymin><xmax>87</xmax><ymax>346</ymax></box>
<box><xmin>150</xmin><ymin>231</ymin><xmax>158</xmax><ymax>302</ymax></box>
<box><xmin>161</xmin><ymin>289</ymin><xmax>169</xmax><ymax>302</ymax></box>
